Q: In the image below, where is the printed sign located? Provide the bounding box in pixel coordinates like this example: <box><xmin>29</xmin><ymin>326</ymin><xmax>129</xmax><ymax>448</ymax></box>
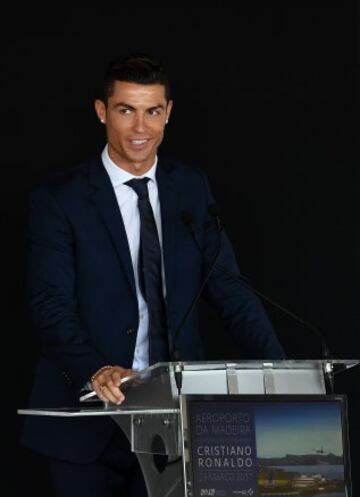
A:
<box><xmin>188</xmin><ymin>401</ymin><xmax>259</xmax><ymax>497</ymax></box>
<box><xmin>187</xmin><ymin>397</ymin><xmax>349</xmax><ymax>497</ymax></box>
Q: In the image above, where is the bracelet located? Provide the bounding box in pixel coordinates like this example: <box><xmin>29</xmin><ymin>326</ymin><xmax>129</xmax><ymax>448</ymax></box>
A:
<box><xmin>90</xmin><ymin>365</ymin><xmax>113</xmax><ymax>383</ymax></box>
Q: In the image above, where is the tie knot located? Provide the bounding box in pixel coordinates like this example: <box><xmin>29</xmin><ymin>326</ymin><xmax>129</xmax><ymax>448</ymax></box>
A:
<box><xmin>125</xmin><ymin>177</ymin><xmax>150</xmax><ymax>199</ymax></box>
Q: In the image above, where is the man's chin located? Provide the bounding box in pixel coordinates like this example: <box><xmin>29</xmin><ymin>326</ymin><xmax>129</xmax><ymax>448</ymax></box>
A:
<box><xmin>126</xmin><ymin>151</ymin><xmax>156</xmax><ymax>170</ymax></box>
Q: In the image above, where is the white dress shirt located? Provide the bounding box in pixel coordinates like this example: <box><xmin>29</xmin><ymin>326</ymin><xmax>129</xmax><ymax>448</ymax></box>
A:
<box><xmin>101</xmin><ymin>145</ymin><xmax>165</xmax><ymax>371</ymax></box>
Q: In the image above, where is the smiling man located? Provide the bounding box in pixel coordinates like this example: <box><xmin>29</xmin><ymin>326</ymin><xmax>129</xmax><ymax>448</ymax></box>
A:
<box><xmin>94</xmin><ymin>80</ymin><xmax>172</xmax><ymax>175</ymax></box>
<box><xmin>22</xmin><ymin>53</ymin><xmax>285</xmax><ymax>497</ymax></box>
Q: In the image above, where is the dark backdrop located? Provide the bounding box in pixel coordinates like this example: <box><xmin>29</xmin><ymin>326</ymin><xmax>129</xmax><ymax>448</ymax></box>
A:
<box><xmin>2</xmin><ymin>6</ymin><xmax>359</xmax><ymax>496</ymax></box>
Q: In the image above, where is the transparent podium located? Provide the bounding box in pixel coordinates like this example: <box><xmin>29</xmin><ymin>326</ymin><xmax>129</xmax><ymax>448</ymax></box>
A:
<box><xmin>18</xmin><ymin>360</ymin><xmax>358</xmax><ymax>497</ymax></box>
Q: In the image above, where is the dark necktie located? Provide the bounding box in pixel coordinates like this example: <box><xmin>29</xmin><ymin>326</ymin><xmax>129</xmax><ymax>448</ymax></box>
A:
<box><xmin>125</xmin><ymin>178</ymin><xmax>169</xmax><ymax>364</ymax></box>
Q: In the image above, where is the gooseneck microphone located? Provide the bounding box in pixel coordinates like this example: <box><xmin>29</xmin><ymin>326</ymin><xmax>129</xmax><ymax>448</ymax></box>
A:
<box><xmin>181</xmin><ymin>204</ymin><xmax>333</xmax><ymax>362</ymax></box>
<box><xmin>168</xmin><ymin>210</ymin><xmax>223</xmax><ymax>363</ymax></box>
<box><xmin>185</xmin><ymin>203</ymin><xmax>335</xmax><ymax>393</ymax></box>
<box><xmin>208</xmin><ymin>203</ymin><xmax>223</xmax><ymax>233</ymax></box>
<box><xmin>168</xmin><ymin>209</ymin><xmax>225</xmax><ymax>395</ymax></box>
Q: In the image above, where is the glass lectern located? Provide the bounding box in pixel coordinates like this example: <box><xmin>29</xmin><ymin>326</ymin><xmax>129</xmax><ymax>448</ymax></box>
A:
<box><xmin>18</xmin><ymin>360</ymin><xmax>357</xmax><ymax>497</ymax></box>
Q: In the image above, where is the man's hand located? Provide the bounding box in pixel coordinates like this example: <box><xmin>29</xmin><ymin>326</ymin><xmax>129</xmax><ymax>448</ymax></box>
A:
<box><xmin>91</xmin><ymin>366</ymin><xmax>133</xmax><ymax>404</ymax></box>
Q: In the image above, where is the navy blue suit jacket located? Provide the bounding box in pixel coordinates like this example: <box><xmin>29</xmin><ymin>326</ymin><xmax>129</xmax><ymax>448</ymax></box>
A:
<box><xmin>22</xmin><ymin>154</ymin><xmax>285</xmax><ymax>462</ymax></box>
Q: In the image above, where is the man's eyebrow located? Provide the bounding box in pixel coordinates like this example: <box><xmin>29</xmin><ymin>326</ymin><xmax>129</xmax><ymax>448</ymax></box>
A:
<box><xmin>114</xmin><ymin>102</ymin><xmax>135</xmax><ymax>110</ymax></box>
<box><xmin>148</xmin><ymin>104</ymin><xmax>166</xmax><ymax>111</ymax></box>
<box><xmin>114</xmin><ymin>102</ymin><xmax>165</xmax><ymax>110</ymax></box>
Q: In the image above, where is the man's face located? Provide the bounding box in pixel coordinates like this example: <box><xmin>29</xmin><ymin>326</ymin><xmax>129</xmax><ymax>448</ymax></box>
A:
<box><xmin>95</xmin><ymin>81</ymin><xmax>173</xmax><ymax>175</ymax></box>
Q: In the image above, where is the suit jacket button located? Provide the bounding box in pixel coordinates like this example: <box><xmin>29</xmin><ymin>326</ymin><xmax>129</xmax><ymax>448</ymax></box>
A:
<box><xmin>126</xmin><ymin>328</ymin><xmax>134</xmax><ymax>335</ymax></box>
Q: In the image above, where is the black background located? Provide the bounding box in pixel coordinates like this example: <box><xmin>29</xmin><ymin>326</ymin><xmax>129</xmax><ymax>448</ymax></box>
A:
<box><xmin>2</xmin><ymin>6</ymin><xmax>359</xmax><ymax>496</ymax></box>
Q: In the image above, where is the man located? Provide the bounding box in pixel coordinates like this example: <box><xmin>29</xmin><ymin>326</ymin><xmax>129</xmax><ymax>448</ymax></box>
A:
<box><xmin>22</xmin><ymin>53</ymin><xmax>285</xmax><ymax>496</ymax></box>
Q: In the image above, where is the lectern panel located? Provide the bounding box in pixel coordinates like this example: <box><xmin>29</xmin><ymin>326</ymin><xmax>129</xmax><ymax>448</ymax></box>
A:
<box><xmin>181</xmin><ymin>394</ymin><xmax>351</xmax><ymax>497</ymax></box>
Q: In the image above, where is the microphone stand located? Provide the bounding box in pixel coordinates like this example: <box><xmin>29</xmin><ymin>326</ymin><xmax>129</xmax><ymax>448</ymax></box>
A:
<box><xmin>182</xmin><ymin>205</ymin><xmax>336</xmax><ymax>393</ymax></box>
<box><xmin>169</xmin><ymin>212</ymin><xmax>223</xmax><ymax>395</ymax></box>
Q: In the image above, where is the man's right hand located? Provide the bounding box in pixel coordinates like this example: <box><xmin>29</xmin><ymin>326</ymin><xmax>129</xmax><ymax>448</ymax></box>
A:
<box><xmin>91</xmin><ymin>366</ymin><xmax>133</xmax><ymax>405</ymax></box>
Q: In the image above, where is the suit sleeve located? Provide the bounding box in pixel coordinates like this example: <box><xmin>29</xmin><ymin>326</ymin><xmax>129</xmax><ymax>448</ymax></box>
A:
<box><xmin>198</xmin><ymin>171</ymin><xmax>286</xmax><ymax>359</ymax></box>
<box><xmin>27</xmin><ymin>186</ymin><xmax>107</xmax><ymax>391</ymax></box>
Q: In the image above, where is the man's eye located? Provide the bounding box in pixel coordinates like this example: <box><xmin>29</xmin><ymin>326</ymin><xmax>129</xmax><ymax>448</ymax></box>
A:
<box><xmin>149</xmin><ymin>109</ymin><xmax>160</xmax><ymax>116</ymax></box>
<box><xmin>119</xmin><ymin>108</ymin><xmax>132</xmax><ymax>114</ymax></box>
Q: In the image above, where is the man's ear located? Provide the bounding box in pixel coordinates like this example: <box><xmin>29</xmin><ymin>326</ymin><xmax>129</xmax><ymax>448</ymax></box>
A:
<box><xmin>94</xmin><ymin>99</ymin><xmax>106</xmax><ymax>124</ymax></box>
<box><xmin>165</xmin><ymin>100</ymin><xmax>173</xmax><ymax>123</ymax></box>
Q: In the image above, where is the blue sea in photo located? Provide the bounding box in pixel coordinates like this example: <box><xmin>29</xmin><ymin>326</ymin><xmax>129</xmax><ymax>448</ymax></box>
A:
<box><xmin>270</xmin><ymin>464</ymin><xmax>344</xmax><ymax>479</ymax></box>
<box><xmin>312</xmin><ymin>494</ymin><xmax>344</xmax><ymax>497</ymax></box>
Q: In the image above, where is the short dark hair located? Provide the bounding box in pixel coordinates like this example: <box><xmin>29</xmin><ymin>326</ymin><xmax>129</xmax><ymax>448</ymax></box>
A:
<box><xmin>101</xmin><ymin>53</ymin><xmax>171</xmax><ymax>103</ymax></box>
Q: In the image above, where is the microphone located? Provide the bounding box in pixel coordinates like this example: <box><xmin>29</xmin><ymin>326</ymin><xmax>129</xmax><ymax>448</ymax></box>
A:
<box><xmin>169</xmin><ymin>210</ymin><xmax>223</xmax><ymax>363</ymax></box>
<box><xmin>208</xmin><ymin>203</ymin><xmax>223</xmax><ymax>232</ymax></box>
<box><xmin>168</xmin><ymin>208</ymin><xmax>224</xmax><ymax>395</ymax></box>
<box><xmin>183</xmin><ymin>203</ymin><xmax>333</xmax><ymax>362</ymax></box>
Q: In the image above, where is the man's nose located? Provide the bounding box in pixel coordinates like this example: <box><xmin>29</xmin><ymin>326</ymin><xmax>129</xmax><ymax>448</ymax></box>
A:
<box><xmin>133</xmin><ymin>113</ymin><xmax>146</xmax><ymax>132</ymax></box>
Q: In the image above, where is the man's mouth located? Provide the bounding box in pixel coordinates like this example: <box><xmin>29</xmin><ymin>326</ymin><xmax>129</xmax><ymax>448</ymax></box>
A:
<box><xmin>130</xmin><ymin>139</ymin><xmax>148</xmax><ymax>145</ymax></box>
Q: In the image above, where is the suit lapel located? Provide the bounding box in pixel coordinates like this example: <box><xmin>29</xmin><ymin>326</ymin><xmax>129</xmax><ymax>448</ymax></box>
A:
<box><xmin>156</xmin><ymin>158</ymin><xmax>179</xmax><ymax>304</ymax></box>
<box><xmin>88</xmin><ymin>156</ymin><xmax>137</xmax><ymax>298</ymax></box>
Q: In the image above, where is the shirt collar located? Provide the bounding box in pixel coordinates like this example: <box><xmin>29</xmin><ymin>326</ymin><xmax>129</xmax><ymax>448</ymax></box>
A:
<box><xmin>101</xmin><ymin>144</ymin><xmax>158</xmax><ymax>187</ymax></box>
